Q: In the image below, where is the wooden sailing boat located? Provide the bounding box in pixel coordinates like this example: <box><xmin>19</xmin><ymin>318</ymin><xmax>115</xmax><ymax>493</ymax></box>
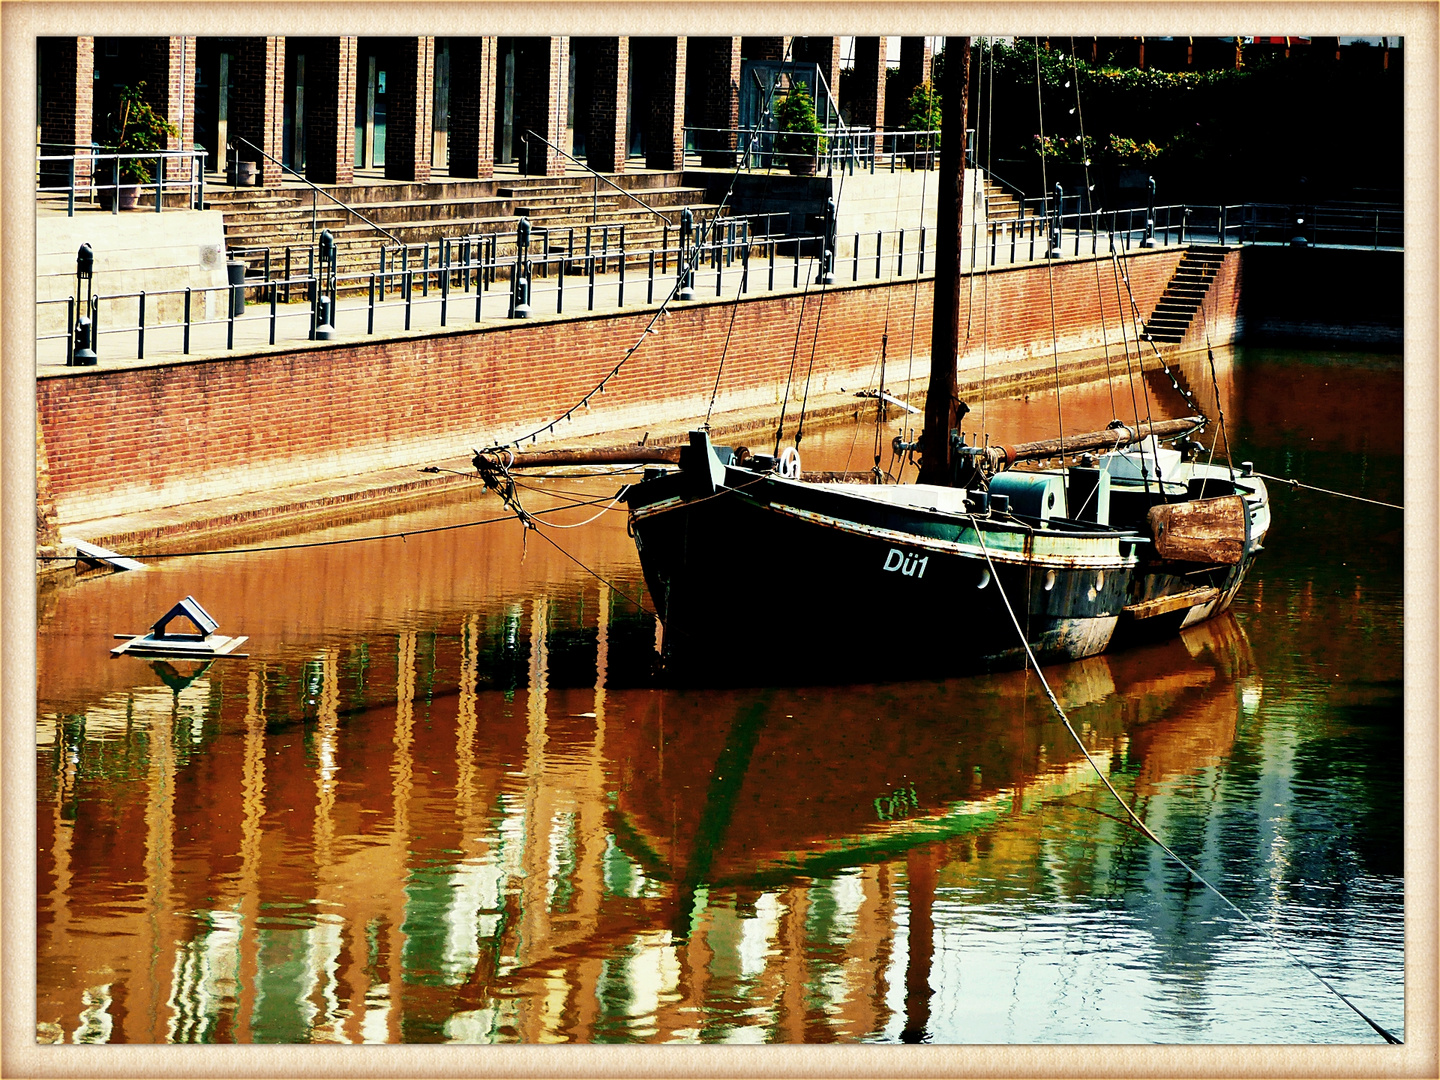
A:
<box><xmin>617</xmin><ymin>38</ymin><xmax>1271</xmax><ymax>681</ymax></box>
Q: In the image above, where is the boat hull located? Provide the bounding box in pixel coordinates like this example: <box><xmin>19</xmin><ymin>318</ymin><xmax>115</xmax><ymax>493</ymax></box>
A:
<box><xmin>627</xmin><ymin>466</ymin><xmax>1140</xmax><ymax>683</ymax></box>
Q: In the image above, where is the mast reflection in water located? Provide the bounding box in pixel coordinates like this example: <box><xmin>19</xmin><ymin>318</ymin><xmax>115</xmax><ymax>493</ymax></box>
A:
<box><xmin>35</xmin><ymin>346</ymin><xmax>1404</xmax><ymax>1043</ymax></box>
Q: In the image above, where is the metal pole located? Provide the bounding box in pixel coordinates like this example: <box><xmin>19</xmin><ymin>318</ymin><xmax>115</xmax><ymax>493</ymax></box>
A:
<box><xmin>647</xmin><ymin>249</ymin><xmax>655</xmax><ymax>304</ymax></box>
<box><xmin>876</xmin><ymin>231</ymin><xmax>882</xmax><ymax>279</ymax></box>
<box><xmin>898</xmin><ymin>229</ymin><xmax>905</xmax><ymax>276</ymax></box>
<box><xmin>368</xmin><ymin>273</ymin><xmax>376</xmax><ymax>332</ymax></box>
<box><xmin>557</xmin><ymin>254</ymin><xmax>565</xmax><ymax>314</ymax></box>
<box><xmin>66</xmin><ymin>297</ymin><xmax>74</xmax><ymax>364</ymax></box>
<box><xmin>619</xmin><ymin>250</ymin><xmax>626</xmax><ymax>307</ymax></box>
<box><xmin>768</xmin><ymin>240</ymin><xmax>775</xmax><ymax>291</ymax></box>
<box><xmin>269</xmin><ymin>281</ymin><xmax>277</xmax><ymax>344</ymax></box>
<box><xmin>853</xmin><ymin>232</ymin><xmax>859</xmax><ymax>281</ymax></box>
<box><xmin>405</xmin><ymin>269</ymin><xmax>413</xmax><ymax>330</ymax></box>
<box><xmin>919</xmin><ymin>226</ymin><xmax>927</xmax><ymax>275</ymax></box>
<box><xmin>423</xmin><ymin>242</ymin><xmax>430</xmax><ymax>296</ymax></box>
<box><xmin>441</xmin><ymin>255</ymin><xmax>448</xmax><ymax>326</ymax></box>
<box><xmin>182</xmin><ymin>289</ymin><xmax>191</xmax><ymax>354</ymax></box>
<box><xmin>137</xmin><ymin>290</ymin><xmax>145</xmax><ymax>358</ymax></box>
<box><xmin>228</xmin><ymin>290</ymin><xmax>236</xmax><ymax>349</ymax></box>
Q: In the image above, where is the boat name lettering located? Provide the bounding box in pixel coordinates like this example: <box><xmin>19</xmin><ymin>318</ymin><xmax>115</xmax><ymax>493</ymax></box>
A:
<box><xmin>883</xmin><ymin>548</ymin><xmax>928</xmax><ymax>578</ymax></box>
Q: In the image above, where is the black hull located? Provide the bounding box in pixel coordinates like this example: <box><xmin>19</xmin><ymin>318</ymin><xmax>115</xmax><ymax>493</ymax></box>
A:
<box><xmin>627</xmin><ymin>466</ymin><xmax>1141</xmax><ymax>684</ymax></box>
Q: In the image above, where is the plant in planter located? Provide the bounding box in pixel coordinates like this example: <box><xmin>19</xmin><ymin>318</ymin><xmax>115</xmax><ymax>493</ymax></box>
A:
<box><xmin>904</xmin><ymin>81</ymin><xmax>942</xmax><ymax>168</ymax></box>
<box><xmin>104</xmin><ymin>82</ymin><xmax>178</xmax><ymax>209</ymax></box>
<box><xmin>773</xmin><ymin>82</ymin><xmax>827</xmax><ymax>175</ymax></box>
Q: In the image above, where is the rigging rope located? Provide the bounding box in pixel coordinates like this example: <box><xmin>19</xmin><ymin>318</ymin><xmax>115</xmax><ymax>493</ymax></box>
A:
<box><xmin>1035</xmin><ymin>40</ymin><xmax>1068</xmax><ymax>472</ymax></box>
<box><xmin>1068</xmin><ymin>39</ymin><xmax>1119</xmax><ymax>422</ymax></box>
<box><xmin>507</xmin><ymin>54</ymin><xmax>794</xmax><ymax>450</ymax></box>
<box><xmin>1254</xmin><ymin>473</ymin><xmax>1403</xmax><ymax>510</ymax></box>
<box><xmin>967</xmin><ymin>520</ymin><xmax>1402</xmax><ymax>1045</ymax></box>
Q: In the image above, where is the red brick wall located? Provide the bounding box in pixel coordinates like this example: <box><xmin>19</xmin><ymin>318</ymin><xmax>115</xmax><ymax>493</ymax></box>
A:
<box><xmin>37</xmin><ymin>248</ymin><xmax>1225</xmax><ymax>525</ymax></box>
<box><xmin>385</xmin><ymin>37</ymin><xmax>435</xmax><ymax>182</ymax></box>
<box><xmin>742</xmin><ymin>37</ymin><xmax>790</xmax><ymax>62</ymax></box>
<box><xmin>448</xmin><ymin>37</ymin><xmax>498</xmax><ymax>179</ymax></box>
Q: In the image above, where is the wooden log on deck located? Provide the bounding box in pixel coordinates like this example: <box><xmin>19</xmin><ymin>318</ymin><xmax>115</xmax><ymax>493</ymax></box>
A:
<box><xmin>999</xmin><ymin>416</ymin><xmax>1204</xmax><ymax>466</ymax></box>
<box><xmin>474</xmin><ymin>445</ymin><xmax>683</xmax><ymax>468</ymax></box>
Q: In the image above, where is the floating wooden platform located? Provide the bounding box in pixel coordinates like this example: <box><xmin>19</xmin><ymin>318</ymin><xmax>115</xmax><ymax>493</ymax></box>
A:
<box><xmin>111</xmin><ymin>633</ymin><xmax>249</xmax><ymax>659</ymax></box>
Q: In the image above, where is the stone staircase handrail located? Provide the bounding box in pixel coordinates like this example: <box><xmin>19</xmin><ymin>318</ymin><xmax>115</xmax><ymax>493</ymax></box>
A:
<box><xmin>231</xmin><ymin>135</ymin><xmax>406</xmax><ymax>250</ymax></box>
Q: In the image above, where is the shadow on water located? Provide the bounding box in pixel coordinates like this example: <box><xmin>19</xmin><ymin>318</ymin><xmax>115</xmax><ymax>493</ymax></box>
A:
<box><xmin>34</xmin><ymin>345</ymin><xmax>1404</xmax><ymax>1044</ymax></box>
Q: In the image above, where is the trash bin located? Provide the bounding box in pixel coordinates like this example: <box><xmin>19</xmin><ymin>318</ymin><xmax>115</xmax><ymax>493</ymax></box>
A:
<box><xmin>226</xmin><ymin>259</ymin><xmax>247</xmax><ymax>316</ymax></box>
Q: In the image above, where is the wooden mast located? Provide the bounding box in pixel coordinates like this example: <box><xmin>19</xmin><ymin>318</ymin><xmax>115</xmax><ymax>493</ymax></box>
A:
<box><xmin>916</xmin><ymin>37</ymin><xmax>970</xmax><ymax>486</ymax></box>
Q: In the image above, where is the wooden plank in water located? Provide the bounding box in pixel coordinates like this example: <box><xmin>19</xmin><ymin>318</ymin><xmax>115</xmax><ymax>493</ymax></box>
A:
<box><xmin>65</xmin><ymin>538</ymin><xmax>146</xmax><ymax>572</ymax></box>
<box><xmin>1123</xmin><ymin>587</ymin><xmax>1221</xmax><ymax>621</ymax></box>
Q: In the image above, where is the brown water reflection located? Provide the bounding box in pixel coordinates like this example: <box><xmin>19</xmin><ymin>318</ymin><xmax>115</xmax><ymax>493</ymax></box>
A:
<box><xmin>36</xmin><ymin>345</ymin><xmax>1404</xmax><ymax>1043</ymax></box>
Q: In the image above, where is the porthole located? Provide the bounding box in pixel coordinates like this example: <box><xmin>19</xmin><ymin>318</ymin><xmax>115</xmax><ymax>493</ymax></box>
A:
<box><xmin>1096</xmin><ymin>571</ymin><xmax>1104</xmax><ymax>590</ymax></box>
<box><xmin>1044</xmin><ymin>569</ymin><xmax>1057</xmax><ymax>591</ymax></box>
<box><xmin>977</xmin><ymin>567</ymin><xmax>991</xmax><ymax>589</ymax></box>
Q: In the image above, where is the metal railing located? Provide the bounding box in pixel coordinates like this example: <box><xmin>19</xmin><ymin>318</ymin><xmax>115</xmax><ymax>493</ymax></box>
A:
<box><xmin>37</xmin><ymin>144</ymin><xmax>209</xmax><ymax>216</ymax></box>
<box><xmin>36</xmin><ymin>201</ymin><xmax>1402</xmax><ymax>368</ymax></box>
<box><xmin>682</xmin><ymin>125</ymin><xmax>956</xmax><ymax>177</ymax></box>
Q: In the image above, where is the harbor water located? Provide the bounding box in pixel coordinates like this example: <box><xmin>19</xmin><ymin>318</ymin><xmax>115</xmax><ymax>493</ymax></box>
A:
<box><xmin>34</xmin><ymin>344</ymin><xmax>1405</xmax><ymax>1044</ymax></box>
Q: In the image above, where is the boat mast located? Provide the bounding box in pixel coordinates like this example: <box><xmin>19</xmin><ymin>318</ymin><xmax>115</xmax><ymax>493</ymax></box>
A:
<box><xmin>917</xmin><ymin>36</ymin><xmax>970</xmax><ymax>486</ymax></box>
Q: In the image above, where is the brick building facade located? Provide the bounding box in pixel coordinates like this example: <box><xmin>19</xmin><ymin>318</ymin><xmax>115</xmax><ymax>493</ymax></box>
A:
<box><xmin>39</xmin><ymin>35</ymin><xmax>940</xmax><ymax>185</ymax></box>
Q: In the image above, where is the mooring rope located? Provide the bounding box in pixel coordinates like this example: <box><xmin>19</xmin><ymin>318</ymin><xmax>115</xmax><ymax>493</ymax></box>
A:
<box><xmin>1254</xmin><ymin>472</ymin><xmax>1404</xmax><ymax>510</ymax></box>
<box><xmin>39</xmin><ymin>494</ymin><xmax>623</xmax><ymax>561</ymax></box>
<box><xmin>968</xmin><ymin>520</ymin><xmax>1402</xmax><ymax>1044</ymax></box>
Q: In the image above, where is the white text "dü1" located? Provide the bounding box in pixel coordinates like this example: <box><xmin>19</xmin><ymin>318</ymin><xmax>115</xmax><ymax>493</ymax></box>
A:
<box><xmin>883</xmin><ymin>548</ymin><xmax>929</xmax><ymax>578</ymax></box>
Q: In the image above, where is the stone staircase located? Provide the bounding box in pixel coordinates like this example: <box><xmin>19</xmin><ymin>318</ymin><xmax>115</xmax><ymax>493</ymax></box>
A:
<box><xmin>1141</xmin><ymin>245</ymin><xmax>1227</xmax><ymax>344</ymax></box>
<box><xmin>210</xmin><ymin>173</ymin><xmax>726</xmax><ymax>287</ymax></box>
<box><xmin>981</xmin><ymin>177</ymin><xmax>1023</xmax><ymax>223</ymax></box>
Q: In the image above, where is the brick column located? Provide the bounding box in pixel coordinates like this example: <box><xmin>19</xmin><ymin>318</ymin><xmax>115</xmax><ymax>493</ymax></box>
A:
<box><xmin>513</xmin><ymin>36</ymin><xmax>568</xmax><ymax>176</ymax></box>
<box><xmin>385</xmin><ymin>37</ymin><xmax>435</xmax><ymax>182</ymax></box>
<box><xmin>231</xmin><ymin>37</ymin><xmax>286</xmax><ymax>184</ymax></box>
<box><xmin>687</xmin><ymin>37</ymin><xmax>740</xmax><ymax>168</ymax></box>
<box><xmin>305</xmin><ymin>36</ymin><xmax>358</xmax><ymax>184</ymax></box>
<box><xmin>639</xmin><ymin>37</ymin><xmax>685</xmax><ymax>171</ymax></box>
<box><xmin>742</xmin><ymin>36</ymin><xmax>791</xmax><ymax>62</ymax></box>
<box><xmin>586</xmin><ymin>37</ymin><xmax>628</xmax><ymax>173</ymax></box>
<box><xmin>850</xmin><ymin>36</ymin><xmax>885</xmax><ymax>151</ymax></box>
<box><xmin>37</xmin><ymin>37</ymin><xmax>94</xmax><ymax>191</ymax></box>
<box><xmin>133</xmin><ymin>36</ymin><xmax>196</xmax><ymax>149</ymax></box>
<box><xmin>449</xmin><ymin>37</ymin><xmax>498</xmax><ymax>179</ymax></box>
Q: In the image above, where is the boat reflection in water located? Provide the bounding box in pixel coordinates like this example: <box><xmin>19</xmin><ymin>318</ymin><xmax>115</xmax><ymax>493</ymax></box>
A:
<box><xmin>35</xmin><ymin>345</ymin><xmax>1403</xmax><ymax>1044</ymax></box>
<box><xmin>38</xmin><ymin>559</ymin><xmax>1264</xmax><ymax>1043</ymax></box>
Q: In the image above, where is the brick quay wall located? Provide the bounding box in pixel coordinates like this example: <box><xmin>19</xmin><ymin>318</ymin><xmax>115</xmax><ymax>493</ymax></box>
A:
<box><xmin>40</xmin><ymin>246</ymin><xmax>1233</xmax><ymax>528</ymax></box>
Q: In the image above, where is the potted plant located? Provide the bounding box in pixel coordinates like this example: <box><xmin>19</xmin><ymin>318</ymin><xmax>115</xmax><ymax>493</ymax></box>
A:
<box><xmin>103</xmin><ymin>82</ymin><xmax>178</xmax><ymax>210</ymax></box>
<box><xmin>904</xmin><ymin>81</ymin><xmax>942</xmax><ymax>169</ymax></box>
<box><xmin>773</xmin><ymin>82</ymin><xmax>827</xmax><ymax>176</ymax></box>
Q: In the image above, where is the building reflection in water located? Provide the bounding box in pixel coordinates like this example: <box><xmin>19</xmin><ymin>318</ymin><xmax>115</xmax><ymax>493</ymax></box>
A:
<box><xmin>37</xmin><ymin>563</ymin><xmax>1269</xmax><ymax>1044</ymax></box>
<box><xmin>37</xmin><ymin>346</ymin><xmax>1403</xmax><ymax>1044</ymax></box>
